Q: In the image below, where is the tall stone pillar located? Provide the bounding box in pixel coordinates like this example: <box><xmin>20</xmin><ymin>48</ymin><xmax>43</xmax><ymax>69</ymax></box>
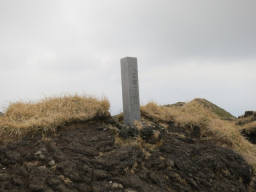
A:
<box><xmin>120</xmin><ymin>57</ymin><xmax>141</xmax><ymax>126</ymax></box>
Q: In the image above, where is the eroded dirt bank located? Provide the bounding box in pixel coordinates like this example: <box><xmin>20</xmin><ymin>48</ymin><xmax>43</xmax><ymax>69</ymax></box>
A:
<box><xmin>0</xmin><ymin>118</ymin><xmax>255</xmax><ymax>192</ymax></box>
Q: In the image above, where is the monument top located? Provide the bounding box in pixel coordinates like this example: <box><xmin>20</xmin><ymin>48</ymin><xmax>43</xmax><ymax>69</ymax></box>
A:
<box><xmin>120</xmin><ymin>57</ymin><xmax>137</xmax><ymax>63</ymax></box>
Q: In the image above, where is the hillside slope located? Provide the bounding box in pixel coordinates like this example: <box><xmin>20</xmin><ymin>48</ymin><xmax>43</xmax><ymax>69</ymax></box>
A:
<box><xmin>0</xmin><ymin>119</ymin><xmax>255</xmax><ymax>192</ymax></box>
<box><xmin>0</xmin><ymin>97</ymin><xmax>255</xmax><ymax>192</ymax></box>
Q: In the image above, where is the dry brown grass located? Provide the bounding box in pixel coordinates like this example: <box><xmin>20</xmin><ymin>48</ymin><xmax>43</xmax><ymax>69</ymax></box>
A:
<box><xmin>237</xmin><ymin>115</ymin><xmax>256</xmax><ymax>135</ymax></box>
<box><xmin>141</xmin><ymin>99</ymin><xmax>256</xmax><ymax>169</ymax></box>
<box><xmin>240</xmin><ymin>121</ymin><xmax>256</xmax><ymax>133</ymax></box>
<box><xmin>0</xmin><ymin>95</ymin><xmax>110</xmax><ymax>140</ymax></box>
<box><xmin>241</xmin><ymin>121</ymin><xmax>256</xmax><ymax>131</ymax></box>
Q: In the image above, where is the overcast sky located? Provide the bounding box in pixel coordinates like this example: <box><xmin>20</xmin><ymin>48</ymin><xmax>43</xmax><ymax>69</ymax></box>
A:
<box><xmin>0</xmin><ymin>0</ymin><xmax>255</xmax><ymax>116</ymax></box>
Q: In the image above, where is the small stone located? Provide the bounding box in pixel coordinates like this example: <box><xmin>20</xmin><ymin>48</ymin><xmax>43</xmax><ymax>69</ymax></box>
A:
<box><xmin>48</xmin><ymin>160</ymin><xmax>55</xmax><ymax>166</ymax></box>
<box><xmin>112</xmin><ymin>182</ymin><xmax>123</xmax><ymax>189</ymax></box>
<box><xmin>39</xmin><ymin>154</ymin><xmax>45</xmax><ymax>160</ymax></box>
<box><xmin>168</xmin><ymin>160</ymin><xmax>175</xmax><ymax>168</ymax></box>
<box><xmin>38</xmin><ymin>165</ymin><xmax>47</xmax><ymax>170</ymax></box>
<box><xmin>35</xmin><ymin>150</ymin><xmax>45</xmax><ymax>160</ymax></box>
<box><xmin>35</xmin><ymin>151</ymin><xmax>42</xmax><ymax>156</ymax></box>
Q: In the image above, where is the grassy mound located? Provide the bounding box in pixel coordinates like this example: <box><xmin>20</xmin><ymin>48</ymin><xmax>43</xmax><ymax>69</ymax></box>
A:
<box><xmin>0</xmin><ymin>95</ymin><xmax>110</xmax><ymax>140</ymax></box>
<box><xmin>141</xmin><ymin>99</ymin><xmax>256</xmax><ymax>169</ymax></box>
<box><xmin>192</xmin><ymin>98</ymin><xmax>235</xmax><ymax>120</ymax></box>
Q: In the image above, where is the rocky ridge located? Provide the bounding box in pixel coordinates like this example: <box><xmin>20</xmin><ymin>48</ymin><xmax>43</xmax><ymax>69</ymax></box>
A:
<box><xmin>0</xmin><ymin>115</ymin><xmax>255</xmax><ymax>192</ymax></box>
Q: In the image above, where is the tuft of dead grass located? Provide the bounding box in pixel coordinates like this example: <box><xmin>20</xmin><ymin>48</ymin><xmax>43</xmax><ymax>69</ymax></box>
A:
<box><xmin>240</xmin><ymin>121</ymin><xmax>256</xmax><ymax>133</ymax></box>
<box><xmin>141</xmin><ymin>99</ymin><xmax>256</xmax><ymax>169</ymax></box>
<box><xmin>0</xmin><ymin>95</ymin><xmax>110</xmax><ymax>140</ymax></box>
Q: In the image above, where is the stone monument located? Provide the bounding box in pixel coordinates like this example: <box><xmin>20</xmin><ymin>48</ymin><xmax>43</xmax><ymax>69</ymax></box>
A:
<box><xmin>120</xmin><ymin>57</ymin><xmax>141</xmax><ymax>126</ymax></box>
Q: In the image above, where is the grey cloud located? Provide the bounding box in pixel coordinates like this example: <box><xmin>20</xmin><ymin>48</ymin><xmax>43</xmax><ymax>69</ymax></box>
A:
<box><xmin>0</xmin><ymin>0</ymin><xmax>255</xmax><ymax>115</ymax></box>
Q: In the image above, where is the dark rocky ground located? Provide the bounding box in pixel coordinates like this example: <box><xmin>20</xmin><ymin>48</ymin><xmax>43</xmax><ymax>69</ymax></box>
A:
<box><xmin>238</xmin><ymin>111</ymin><xmax>256</xmax><ymax>144</ymax></box>
<box><xmin>0</xmin><ymin>117</ymin><xmax>255</xmax><ymax>192</ymax></box>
